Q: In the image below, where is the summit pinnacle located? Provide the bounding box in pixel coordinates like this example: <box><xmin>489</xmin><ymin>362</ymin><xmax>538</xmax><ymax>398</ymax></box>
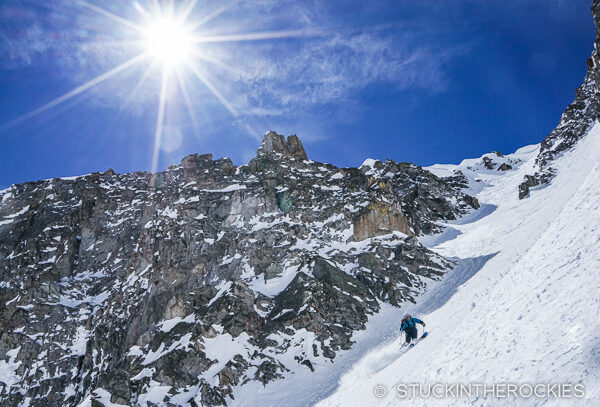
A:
<box><xmin>257</xmin><ymin>131</ymin><xmax>307</xmax><ymax>159</ymax></box>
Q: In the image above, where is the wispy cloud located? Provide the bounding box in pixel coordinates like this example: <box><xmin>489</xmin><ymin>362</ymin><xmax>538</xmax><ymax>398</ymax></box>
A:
<box><xmin>0</xmin><ymin>0</ymin><xmax>468</xmax><ymax>133</ymax></box>
<box><xmin>0</xmin><ymin>0</ymin><xmax>77</xmax><ymax>69</ymax></box>
<box><xmin>0</xmin><ymin>23</ymin><xmax>52</xmax><ymax>69</ymax></box>
<box><xmin>218</xmin><ymin>30</ymin><xmax>461</xmax><ymax>120</ymax></box>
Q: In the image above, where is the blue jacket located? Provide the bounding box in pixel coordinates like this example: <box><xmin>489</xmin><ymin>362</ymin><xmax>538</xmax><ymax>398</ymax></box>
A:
<box><xmin>400</xmin><ymin>317</ymin><xmax>424</xmax><ymax>331</ymax></box>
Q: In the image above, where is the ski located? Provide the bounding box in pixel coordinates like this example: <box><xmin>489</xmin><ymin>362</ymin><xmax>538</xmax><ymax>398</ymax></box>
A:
<box><xmin>401</xmin><ymin>331</ymin><xmax>429</xmax><ymax>350</ymax></box>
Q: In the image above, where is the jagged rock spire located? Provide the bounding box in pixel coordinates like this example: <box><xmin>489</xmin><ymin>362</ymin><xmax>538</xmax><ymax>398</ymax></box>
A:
<box><xmin>257</xmin><ymin>131</ymin><xmax>307</xmax><ymax>159</ymax></box>
<box><xmin>518</xmin><ymin>0</ymin><xmax>600</xmax><ymax>198</ymax></box>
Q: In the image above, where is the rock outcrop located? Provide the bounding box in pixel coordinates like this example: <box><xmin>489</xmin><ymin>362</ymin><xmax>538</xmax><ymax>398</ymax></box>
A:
<box><xmin>0</xmin><ymin>131</ymin><xmax>478</xmax><ymax>406</ymax></box>
<box><xmin>256</xmin><ymin>131</ymin><xmax>307</xmax><ymax>159</ymax></box>
<box><xmin>518</xmin><ymin>1</ymin><xmax>600</xmax><ymax>198</ymax></box>
<box><xmin>351</xmin><ymin>200</ymin><xmax>412</xmax><ymax>241</ymax></box>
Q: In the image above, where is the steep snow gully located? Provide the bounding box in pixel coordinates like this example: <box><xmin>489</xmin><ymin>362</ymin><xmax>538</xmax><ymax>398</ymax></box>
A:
<box><xmin>316</xmin><ymin>123</ymin><xmax>600</xmax><ymax>406</ymax></box>
<box><xmin>2</xmin><ymin>119</ymin><xmax>598</xmax><ymax>407</ymax></box>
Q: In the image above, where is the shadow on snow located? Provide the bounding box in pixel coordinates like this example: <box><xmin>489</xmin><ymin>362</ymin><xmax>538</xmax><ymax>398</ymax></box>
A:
<box><xmin>416</xmin><ymin>252</ymin><xmax>498</xmax><ymax>314</ymax></box>
<box><xmin>420</xmin><ymin>204</ymin><xmax>498</xmax><ymax>248</ymax></box>
<box><xmin>308</xmin><ymin>253</ymin><xmax>499</xmax><ymax>406</ymax></box>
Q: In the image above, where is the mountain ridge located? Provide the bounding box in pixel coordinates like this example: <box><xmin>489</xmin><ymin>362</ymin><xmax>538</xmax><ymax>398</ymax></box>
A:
<box><xmin>2</xmin><ymin>2</ymin><xmax>600</xmax><ymax>405</ymax></box>
<box><xmin>0</xmin><ymin>130</ymin><xmax>478</xmax><ymax>406</ymax></box>
<box><xmin>517</xmin><ymin>0</ymin><xmax>600</xmax><ymax>199</ymax></box>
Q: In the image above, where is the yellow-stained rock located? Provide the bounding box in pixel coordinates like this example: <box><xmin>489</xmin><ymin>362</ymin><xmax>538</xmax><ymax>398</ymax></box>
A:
<box><xmin>351</xmin><ymin>201</ymin><xmax>412</xmax><ymax>241</ymax></box>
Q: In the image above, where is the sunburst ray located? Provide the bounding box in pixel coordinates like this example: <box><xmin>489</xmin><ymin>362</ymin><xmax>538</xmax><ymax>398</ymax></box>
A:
<box><xmin>77</xmin><ymin>1</ymin><xmax>143</xmax><ymax>33</ymax></box>
<box><xmin>188</xmin><ymin>0</ymin><xmax>239</xmax><ymax>30</ymax></box>
<box><xmin>191</xmin><ymin>28</ymin><xmax>322</xmax><ymax>44</ymax></box>
<box><xmin>185</xmin><ymin>60</ymin><xmax>238</xmax><ymax>117</ymax></box>
<box><xmin>189</xmin><ymin>49</ymin><xmax>245</xmax><ymax>77</ymax></box>
<box><xmin>1</xmin><ymin>52</ymin><xmax>149</xmax><ymax>132</ymax></box>
<box><xmin>151</xmin><ymin>67</ymin><xmax>170</xmax><ymax>172</ymax></box>
<box><xmin>128</xmin><ymin>61</ymin><xmax>159</xmax><ymax>103</ymax></box>
<box><xmin>3</xmin><ymin>0</ymin><xmax>318</xmax><ymax>171</ymax></box>
<box><xmin>175</xmin><ymin>69</ymin><xmax>201</xmax><ymax>134</ymax></box>
<box><xmin>180</xmin><ymin>0</ymin><xmax>200</xmax><ymax>23</ymax></box>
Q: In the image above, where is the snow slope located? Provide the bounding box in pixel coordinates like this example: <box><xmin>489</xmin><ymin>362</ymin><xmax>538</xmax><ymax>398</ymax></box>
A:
<box><xmin>317</xmin><ymin>122</ymin><xmax>600</xmax><ymax>406</ymax></box>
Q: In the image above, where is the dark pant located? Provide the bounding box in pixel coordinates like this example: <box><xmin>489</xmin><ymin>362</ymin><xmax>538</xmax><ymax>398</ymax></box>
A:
<box><xmin>405</xmin><ymin>326</ymin><xmax>418</xmax><ymax>344</ymax></box>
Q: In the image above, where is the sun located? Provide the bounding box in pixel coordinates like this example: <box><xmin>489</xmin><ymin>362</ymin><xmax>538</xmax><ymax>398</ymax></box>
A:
<box><xmin>143</xmin><ymin>16</ymin><xmax>193</xmax><ymax>68</ymax></box>
<box><xmin>2</xmin><ymin>0</ymin><xmax>316</xmax><ymax>173</ymax></box>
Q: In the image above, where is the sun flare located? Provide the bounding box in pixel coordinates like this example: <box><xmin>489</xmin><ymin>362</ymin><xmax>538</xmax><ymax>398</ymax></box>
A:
<box><xmin>3</xmin><ymin>0</ymin><xmax>318</xmax><ymax>173</ymax></box>
<box><xmin>143</xmin><ymin>17</ymin><xmax>193</xmax><ymax>67</ymax></box>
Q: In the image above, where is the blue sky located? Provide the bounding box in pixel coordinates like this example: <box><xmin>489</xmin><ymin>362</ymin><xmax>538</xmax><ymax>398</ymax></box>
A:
<box><xmin>0</xmin><ymin>0</ymin><xmax>594</xmax><ymax>188</ymax></box>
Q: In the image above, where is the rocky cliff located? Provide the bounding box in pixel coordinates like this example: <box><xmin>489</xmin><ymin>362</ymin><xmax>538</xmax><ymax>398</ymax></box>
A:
<box><xmin>0</xmin><ymin>131</ymin><xmax>478</xmax><ymax>406</ymax></box>
<box><xmin>518</xmin><ymin>1</ymin><xmax>600</xmax><ymax>198</ymax></box>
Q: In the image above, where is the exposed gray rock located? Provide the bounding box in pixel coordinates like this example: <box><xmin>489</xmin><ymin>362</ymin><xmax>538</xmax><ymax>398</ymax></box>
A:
<box><xmin>465</xmin><ymin>153</ymin><xmax>520</xmax><ymax>174</ymax></box>
<box><xmin>482</xmin><ymin>157</ymin><xmax>495</xmax><ymax>170</ymax></box>
<box><xmin>0</xmin><ymin>130</ymin><xmax>477</xmax><ymax>406</ymax></box>
<box><xmin>518</xmin><ymin>1</ymin><xmax>600</xmax><ymax>198</ymax></box>
<box><xmin>256</xmin><ymin>131</ymin><xmax>307</xmax><ymax>159</ymax></box>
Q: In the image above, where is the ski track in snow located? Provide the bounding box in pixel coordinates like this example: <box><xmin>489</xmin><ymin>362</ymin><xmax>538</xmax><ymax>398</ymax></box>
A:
<box><xmin>233</xmin><ymin>124</ymin><xmax>600</xmax><ymax>406</ymax></box>
<box><xmin>2</xmin><ymin>126</ymin><xmax>597</xmax><ymax>405</ymax></box>
<box><xmin>314</xmin><ymin>123</ymin><xmax>600</xmax><ymax>406</ymax></box>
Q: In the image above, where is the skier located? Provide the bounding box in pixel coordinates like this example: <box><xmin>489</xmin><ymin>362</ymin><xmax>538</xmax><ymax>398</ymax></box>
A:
<box><xmin>400</xmin><ymin>314</ymin><xmax>426</xmax><ymax>347</ymax></box>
